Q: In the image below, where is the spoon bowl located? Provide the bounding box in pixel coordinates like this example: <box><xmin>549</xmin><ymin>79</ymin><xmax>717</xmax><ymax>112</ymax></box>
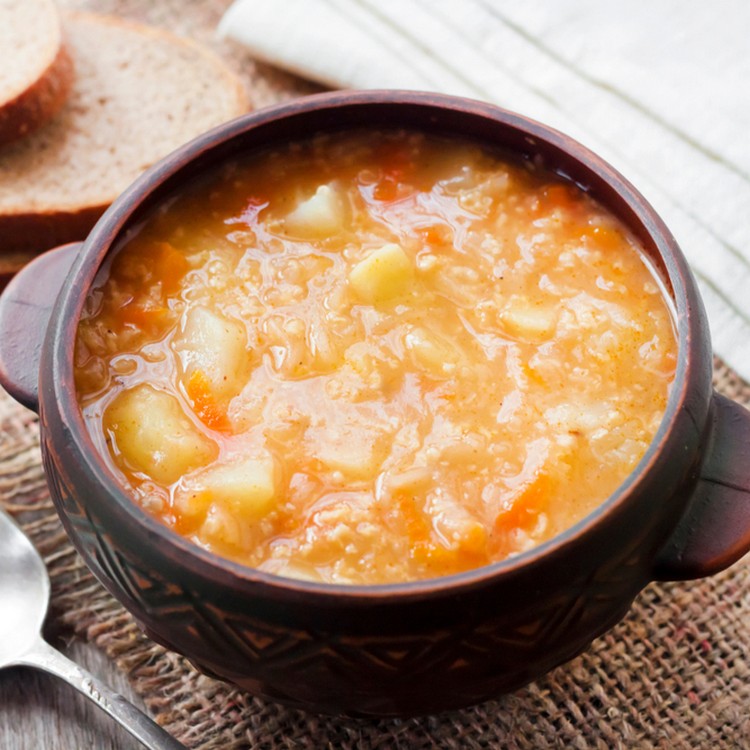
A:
<box><xmin>0</xmin><ymin>508</ymin><xmax>49</xmax><ymax>667</ymax></box>
<box><xmin>0</xmin><ymin>507</ymin><xmax>185</xmax><ymax>749</ymax></box>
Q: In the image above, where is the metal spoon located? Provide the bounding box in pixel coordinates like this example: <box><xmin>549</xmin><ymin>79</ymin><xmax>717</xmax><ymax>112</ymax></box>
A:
<box><xmin>0</xmin><ymin>507</ymin><xmax>185</xmax><ymax>750</ymax></box>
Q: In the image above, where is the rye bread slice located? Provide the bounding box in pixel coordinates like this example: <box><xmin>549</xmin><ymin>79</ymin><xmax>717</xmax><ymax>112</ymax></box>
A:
<box><xmin>0</xmin><ymin>0</ymin><xmax>74</xmax><ymax>145</ymax></box>
<box><xmin>0</xmin><ymin>12</ymin><xmax>249</xmax><ymax>262</ymax></box>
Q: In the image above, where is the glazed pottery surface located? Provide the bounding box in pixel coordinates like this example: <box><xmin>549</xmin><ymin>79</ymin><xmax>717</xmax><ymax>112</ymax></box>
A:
<box><xmin>1</xmin><ymin>92</ymin><xmax>750</xmax><ymax>716</ymax></box>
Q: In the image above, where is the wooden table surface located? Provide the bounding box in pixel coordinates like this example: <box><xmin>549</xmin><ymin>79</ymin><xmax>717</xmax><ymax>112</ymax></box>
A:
<box><xmin>1</xmin><ymin>641</ymin><xmax>145</xmax><ymax>750</ymax></box>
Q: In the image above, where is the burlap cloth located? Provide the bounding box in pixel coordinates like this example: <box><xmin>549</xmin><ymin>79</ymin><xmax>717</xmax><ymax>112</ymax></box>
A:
<box><xmin>2</xmin><ymin>1</ymin><xmax>749</xmax><ymax>746</ymax></box>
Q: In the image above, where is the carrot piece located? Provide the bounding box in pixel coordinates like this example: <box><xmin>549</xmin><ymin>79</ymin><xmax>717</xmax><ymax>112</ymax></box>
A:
<box><xmin>106</xmin><ymin>242</ymin><xmax>188</xmax><ymax>338</ymax></box>
<box><xmin>582</xmin><ymin>223</ymin><xmax>624</xmax><ymax>252</ymax></box>
<box><xmin>411</xmin><ymin>540</ymin><xmax>453</xmax><ymax>568</ymax></box>
<box><xmin>419</xmin><ymin>223</ymin><xmax>452</xmax><ymax>247</ymax></box>
<box><xmin>150</xmin><ymin>242</ymin><xmax>190</xmax><ymax>294</ymax></box>
<box><xmin>112</xmin><ymin>241</ymin><xmax>189</xmax><ymax>293</ymax></box>
<box><xmin>542</xmin><ymin>183</ymin><xmax>581</xmax><ymax>213</ymax></box>
<box><xmin>396</xmin><ymin>494</ymin><xmax>431</xmax><ymax>545</ymax></box>
<box><xmin>373</xmin><ymin>177</ymin><xmax>399</xmax><ymax>202</ymax></box>
<box><xmin>118</xmin><ymin>301</ymin><xmax>170</xmax><ymax>331</ymax></box>
<box><xmin>491</xmin><ymin>472</ymin><xmax>553</xmax><ymax>557</ymax></box>
<box><xmin>396</xmin><ymin>494</ymin><xmax>487</xmax><ymax>575</ymax></box>
<box><xmin>495</xmin><ymin>472</ymin><xmax>552</xmax><ymax>530</ymax></box>
<box><xmin>186</xmin><ymin>369</ymin><xmax>230</xmax><ymax>431</ymax></box>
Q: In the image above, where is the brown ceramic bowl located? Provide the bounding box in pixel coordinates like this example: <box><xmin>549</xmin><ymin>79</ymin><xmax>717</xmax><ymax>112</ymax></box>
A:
<box><xmin>1</xmin><ymin>91</ymin><xmax>750</xmax><ymax>718</ymax></box>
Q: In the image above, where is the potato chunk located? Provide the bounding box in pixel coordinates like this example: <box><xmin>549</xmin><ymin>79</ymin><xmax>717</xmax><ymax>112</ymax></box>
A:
<box><xmin>104</xmin><ymin>385</ymin><xmax>217</xmax><ymax>484</ymax></box>
<box><xmin>349</xmin><ymin>243</ymin><xmax>413</xmax><ymax>304</ymax></box>
<box><xmin>180</xmin><ymin>454</ymin><xmax>277</xmax><ymax>521</ymax></box>
<box><xmin>307</xmin><ymin>422</ymin><xmax>386</xmax><ymax>479</ymax></box>
<box><xmin>404</xmin><ymin>327</ymin><xmax>459</xmax><ymax>376</ymax></box>
<box><xmin>501</xmin><ymin>297</ymin><xmax>557</xmax><ymax>341</ymax></box>
<box><xmin>175</xmin><ymin>306</ymin><xmax>250</xmax><ymax>406</ymax></box>
<box><xmin>284</xmin><ymin>184</ymin><xmax>346</xmax><ymax>238</ymax></box>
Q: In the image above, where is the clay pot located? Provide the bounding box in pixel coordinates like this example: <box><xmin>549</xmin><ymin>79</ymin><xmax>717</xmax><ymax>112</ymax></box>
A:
<box><xmin>1</xmin><ymin>91</ymin><xmax>749</xmax><ymax>717</ymax></box>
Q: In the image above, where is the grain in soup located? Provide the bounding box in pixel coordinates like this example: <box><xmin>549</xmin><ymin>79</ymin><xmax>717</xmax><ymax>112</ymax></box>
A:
<box><xmin>74</xmin><ymin>130</ymin><xmax>677</xmax><ymax>584</ymax></box>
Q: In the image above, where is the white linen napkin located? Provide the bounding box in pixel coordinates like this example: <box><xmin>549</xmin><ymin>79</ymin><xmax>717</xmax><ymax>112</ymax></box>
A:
<box><xmin>220</xmin><ymin>0</ymin><xmax>750</xmax><ymax>381</ymax></box>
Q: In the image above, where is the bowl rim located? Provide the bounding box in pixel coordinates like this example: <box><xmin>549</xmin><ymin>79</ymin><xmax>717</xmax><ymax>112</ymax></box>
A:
<box><xmin>46</xmin><ymin>89</ymin><xmax>705</xmax><ymax>601</ymax></box>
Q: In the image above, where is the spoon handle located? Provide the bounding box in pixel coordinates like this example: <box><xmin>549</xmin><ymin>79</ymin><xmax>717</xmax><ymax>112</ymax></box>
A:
<box><xmin>17</xmin><ymin>637</ymin><xmax>186</xmax><ymax>750</ymax></box>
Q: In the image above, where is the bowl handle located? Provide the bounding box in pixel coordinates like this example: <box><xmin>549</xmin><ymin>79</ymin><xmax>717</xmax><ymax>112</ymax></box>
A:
<box><xmin>0</xmin><ymin>243</ymin><xmax>81</xmax><ymax>413</ymax></box>
<box><xmin>654</xmin><ymin>392</ymin><xmax>750</xmax><ymax>580</ymax></box>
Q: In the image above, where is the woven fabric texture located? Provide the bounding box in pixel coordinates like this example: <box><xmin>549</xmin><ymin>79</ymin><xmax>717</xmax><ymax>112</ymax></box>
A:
<box><xmin>2</xmin><ymin>1</ymin><xmax>749</xmax><ymax>746</ymax></box>
<box><xmin>2</xmin><ymin>361</ymin><xmax>749</xmax><ymax>749</ymax></box>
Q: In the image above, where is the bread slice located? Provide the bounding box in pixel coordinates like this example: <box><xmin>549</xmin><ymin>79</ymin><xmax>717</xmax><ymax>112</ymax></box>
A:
<box><xmin>0</xmin><ymin>12</ymin><xmax>248</xmax><ymax>261</ymax></box>
<box><xmin>0</xmin><ymin>0</ymin><xmax>74</xmax><ymax>145</ymax></box>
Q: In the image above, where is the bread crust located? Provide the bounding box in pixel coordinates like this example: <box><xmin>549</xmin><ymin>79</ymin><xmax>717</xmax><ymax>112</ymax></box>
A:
<box><xmin>0</xmin><ymin>204</ymin><xmax>106</xmax><ymax>256</ymax></box>
<box><xmin>0</xmin><ymin>12</ymin><xmax>249</xmax><ymax>276</ymax></box>
<box><xmin>0</xmin><ymin>22</ymin><xmax>74</xmax><ymax>145</ymax></box>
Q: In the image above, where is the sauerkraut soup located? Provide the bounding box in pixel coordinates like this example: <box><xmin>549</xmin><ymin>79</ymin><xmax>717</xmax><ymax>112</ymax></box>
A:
<box><xmin>74</xmin><ymin>129</ymin><xmax>677</xmax><ymax>585</ymax></box>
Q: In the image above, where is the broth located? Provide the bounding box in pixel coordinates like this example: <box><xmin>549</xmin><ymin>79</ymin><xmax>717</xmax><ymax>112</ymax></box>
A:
<box><xmin>74</xmin><ymin>130</ymin><xmax>677</xmax><ymax>584</ymax></box>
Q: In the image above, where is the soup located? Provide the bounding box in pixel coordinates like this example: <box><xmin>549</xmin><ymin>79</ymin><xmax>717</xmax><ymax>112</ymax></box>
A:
<box><xmin>74</xmin><ymin>129</ymin><xmax>677</xmax><ymax>584</ymax></box>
